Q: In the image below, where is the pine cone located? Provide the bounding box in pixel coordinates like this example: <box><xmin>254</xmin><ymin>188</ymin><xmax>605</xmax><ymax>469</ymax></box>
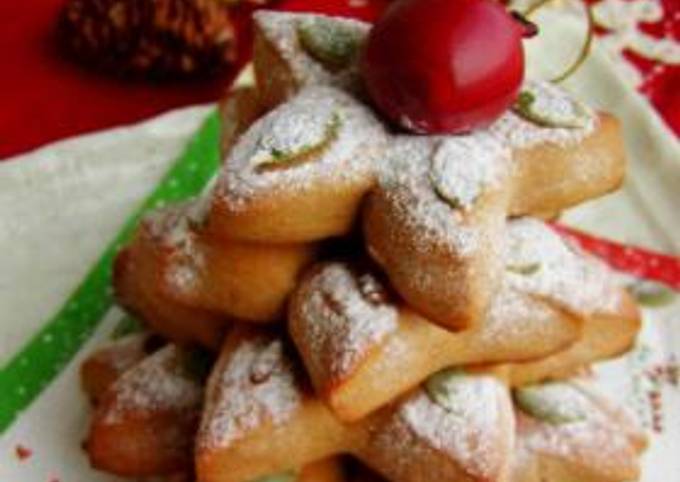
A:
<box><xmin>59</xmin><ymin>0</ymin><xmax>238</xmax><ymax>78</ymax></box>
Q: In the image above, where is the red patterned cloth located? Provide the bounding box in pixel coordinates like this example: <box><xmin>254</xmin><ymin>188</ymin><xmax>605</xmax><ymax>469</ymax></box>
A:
<box><xmin>632</xmin><ymin>0</ymin><xmax>680</xmax><ymax>132</ymax></box>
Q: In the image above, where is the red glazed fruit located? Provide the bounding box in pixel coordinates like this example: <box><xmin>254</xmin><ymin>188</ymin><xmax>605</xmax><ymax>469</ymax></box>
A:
<box><xmin>361</xmin><ymin>0</ymin><xmax>534</xmax><ymax>134</ymax></box>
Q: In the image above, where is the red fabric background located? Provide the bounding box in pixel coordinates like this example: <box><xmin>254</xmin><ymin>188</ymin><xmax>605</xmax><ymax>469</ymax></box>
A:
<box><xmin>0</xmin><ymin>0</ymin><xmax>676</xmax><ymax>160</ymax></box>
<box><xmin>0</xmin><ymin>0</ymin><xmax>383</xmax><ymax>160</ymax></box>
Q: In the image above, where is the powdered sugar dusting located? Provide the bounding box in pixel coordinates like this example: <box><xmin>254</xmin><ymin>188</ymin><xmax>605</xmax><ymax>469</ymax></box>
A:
<box><xmin>142</xmin><ymin>200</ymin><xmax>207</xmax><ymax>292</ymax></box>
<box><xmin>198</xmin><ymin>333</ymin><xmax>302</xmax><ymax>450</ymax></box>
<box><xmin>104</xmin><ymin>345</ymin><xmax>203</xmax><ymax>423</ymax></box>
<box><xmin>515</xmin><ymin>382</ymin><xmax>592</xmax><ymax>423</ymax></box>
<box><xmin>145</xmin><ymin>197</ymin><xmax>210</xmax><ymax>248</ymax></box>
<box><xmin>366</xmin><ymin>135</ymin><xmax>509</xmax><ymax>322</ymax></box>
<box><xmin>505</xmin><ymin>218</ymin><xmax>622</xmax><ymax>315</ymax></box>
<box><xmin>430</xmin><ymin>134</ymin><xmax>510</xmax><ymax>210</ymax></box>
<box><xmin>489</xmin><ymin>80</ymin><xmax>597</xmax><ymax>149</ymax></box>
<box><xmin>296</xmin><ymin>263</ymin><xmax>398</xmax><ymax>385</ymax></box>
<box><xmin>376</xmin><ymin>135</ymin><xmax>510</xmax><ymax>257</ymax></box>
<box><xmin>254</xmin><ymin>11</ymin><xmax>369</xmax><ymax>91</ymax></box>
<box><xmin>516</xmin><ymin>381</ymin><xmax>641</xmax><ymax>475</ymax></box>
<box><xmin>478</xmin><ymin>287</ymin><xmax>562</xmax><ymax>348</ymax></box>
<box><xmin>375</xmin><ymin>375</ymin><xmax>511</xmax><ymax>480</ymax></box>
<box><xmin>215</xmin><ymin>86</ymin><xmax>386</xmax><ymax>208</ymax></box>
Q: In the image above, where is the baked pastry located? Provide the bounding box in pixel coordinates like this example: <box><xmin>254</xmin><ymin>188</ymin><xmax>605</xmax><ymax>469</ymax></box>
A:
<box><xmin>130</xmin><ymin>11</ymin><xmax>629</xmax><ymax>334</ymax></box>
<box><xmin>290</xmin><ymin>218</ymin><xmax>639</xmax><ymax>421</ymax></box>
<box><xmin>81</xmin><ymin>332</ymin><xmax>164</xmax><ymax>404</ymax></box>
<box><xmin>115</xmin><ymin>199</ymin><xmax>317</xmax><ymax>343</ymax></box>
<box><xmin>364</xmin><ymin>94</ymin><xmax>625</xmax><ymax>330</ymax></box>
<box><xmin>84</xmin><ymin>10</ymin><xmax>646</xmax><ymax>481</ymax></box>
<box><xmin>114</xmin><ymin>237</ymin><xmax>227</xmax><ymax>349</ymax></box>
<box><xmin>363</xmin><ymin>134</ymin><xmax>512</xmax><ymax>331</ymax></box>
<box><xmin>511</xmin><ymin>381</ymin><xmax>647</xmax><ymax>482</ymax></box>
<box><xmin>500</xmin><ymin>295</ymin><xmax>639</xmax><ymax>386</ymax></box>
<box><xmin>196</xmin><ymin>327</ymin><xmax>645</xmax><ymax>482</ymax></box>
<box><xmin>219</xmin><ymin>86</ymin><xmax>265</xmax><ymax>159</ymax></box>
<box><xmin>252</xmin><ymin>11</ymin><xmax>369</xmax><ymax>109</ymax></box>
<box><xmin>117</xmin><ymin>12</ymin><xmax>626</xmax><ymax>332</ymax></box>
<box><xmin>86</xmin><ymin>344</ymin><xmax>207</xmax><ymax>477</ymax></box>
<box><xmin>83</xmin><ymin>338</ymin><xmax>346</xmax><ymax>481</ymax></box>
<box><xmin>207</xmin><ymin>86</ymin><xmax>387</xmax><ymax>243</ymax></box>
<box><xmin>144</xmin><ymin>200</ymin><xmax>316</xmax><ymax>321</ymax></box>
<box><xmin>495</xmin><ymin>82</ymin><xmax>626</xmax><ymax>216</ymax></box>
<box><xmin>196</xmin><ymin>327</ymin><xmax>515</xmax><ymax>482</ymax></box>
<box><xmin>82</xmin><ymin>328</ymin><xmax>645</xmax><ymax>482</ymax></box>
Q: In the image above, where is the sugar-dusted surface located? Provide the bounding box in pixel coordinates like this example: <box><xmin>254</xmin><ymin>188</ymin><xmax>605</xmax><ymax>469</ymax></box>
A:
<box><xmin>253</xmin><ymin>11</ymin><xmax>369</xmax><ymax>90</ymax></box>
<box><xmin>215</xmin><ymin>86</ymin><xmax>386</xmax><ymax>208</ymax></box>
<box><xmin>489</xmin><ymin>80</ymin><xmax>597</xmax><ymax>150</ymax></box>
<box><xmin>198</xmin><ymin>333</ymin><xmax>302</xmax><ymax>450</ymax></box>
<box><xmin>478</xmin><ymin>286</ymin><xmax>562</xmax><ymax>348</ymax></box>
<box><xmin>142</xmin><ymin>199</ymin><xmax>207</xmax><ymax>292</ymax></box>
<box><xmin>374</xmin><ymin>375</ymin><xmax>511</xmax><ymax>480</ymax></box>
<box><xmin>367</xmin><ymin>134</ymin><xmax>510</xmax><ymax>325</ymax></box>
<box><xmin>144</xmin><ymin>197</ymin><xmax>209</xmax><ymax>248</ymax></box>
<box><xmin>505</xmin><ymin>218</ymin><xmax>622</xmax><ymax>316</ymax></box>
<box><xmin>430</xmin><ymin>133</ymin><xmax>511</xmax><ymax>210</ymax></box>
<box><xmin>376</xmin><ymin>135</ymin><xmax>509</xmax><ymax>257</ymax></box>
<box><xmin>296</xmin><ymin>262</ymin><xmax>398</xmax><ymax>384</ymax></box>
<box><xmin>104</xmin><ymin>345</ymin><xmax>203</xmax><ymax>423</ymax></box>
<box><xmin>517</xmin><ymin>81</ymin><xmax>592</xmax><ymax>128</ymax></box>
<box><xmin>516</xmin><ymin>381</ymin><xmax>642</xmax><ymax>476</ymax></box>
<box><xmin>515</xmin><ymin>381</ymin><xmax>592</xmax><ymax>423</ymax></box>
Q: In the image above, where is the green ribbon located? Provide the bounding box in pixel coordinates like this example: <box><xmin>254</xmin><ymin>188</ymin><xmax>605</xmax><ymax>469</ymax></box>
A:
<box><xmin>0</xmin><ymin>111</ymin><xmax>221</xmax><ymax>433</ymax></box>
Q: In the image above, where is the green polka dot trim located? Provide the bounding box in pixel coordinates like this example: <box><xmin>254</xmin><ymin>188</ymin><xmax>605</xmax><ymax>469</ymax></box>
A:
<box><xmin>0</xmin><ymin>111</ymin><xmax>221</xmax><ymax>433</ymax></box>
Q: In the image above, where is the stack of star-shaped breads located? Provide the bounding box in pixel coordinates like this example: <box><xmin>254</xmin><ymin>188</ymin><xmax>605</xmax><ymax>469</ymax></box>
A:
<box><xmin>80</xmin><ymin>11</ymin><xmax>647</xmax><ymax>482</ymax></box>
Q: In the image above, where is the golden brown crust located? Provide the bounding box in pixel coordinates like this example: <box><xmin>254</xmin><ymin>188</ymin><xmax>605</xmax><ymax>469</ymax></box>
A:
<box><xmin>362</xmin><ymin>182</ymin><xmax>509</xmax><ymax>330</ymax></box>
<box><xmin>219</xmin><ymin>86</ymin><xmax>266</xmax><ymax>160</ymax></box>
<box><xmin>207</xmin><ymin>85</ymin><xmax>387</xmax><ymax>244</ymax></box>
<box><xmin>161</xmin><ymin>232</ymin><xmax>317</xmax><ymax>323</ymax></box>
<box><xmin>290</xmin><ymin>215</ymin><xmax>638</xmax><ymax>423</ymax></box>
<box><xmin>363</xmin><ymin>116</ymin><xmax>626</xmax><ymax>332</ymax></box>
<box><xmin>80</xmin><ymin>333</ymin><xmax>160</xmax><ymax>404</ymax></box>
<box><xmin>207</xmin><ymin>173</ymin><xmax>376</xmax><ymax>243</ymax></box>
<box><xmin>512</xmin><ymin>381</ymin><xmax>646</xmax><ymax>482</ymax></box>
<box><xmin>88</xmin><ymin>407</ymin><xmax>198</xmax><ymax>477</ymax></box>
<box><xmin>114</xmin><ymin>201</ymin><xmax>317</xmax><ymax>347</ymax></box>
<box><xmin>510</xmin><ymin>114</ymin><xmax>626</xmax><ymax>215</ymax></box>
<box><xmin>114</xmin><ymin>242</ymin><xmax>227</xmax><ymax>350</ymax></box>
<box><xmin>253</xmin><ymin>24</ymin><xmax>301</xmax><ymax>111</ymax></box>
<box><xmin>506</xmin><ymin>291</ymin><xmax>640</xmax><ymax>386</ymax></box>
<box><xmin>289</xmin><ymin>260</ymin><xmax>582</xmax><ymax>422</ymax></box>
<box><xmin>85</xmin><ymin>347</ymin><xmax>203</xmax><ymax>477</ymax></box>
<box><xmin>196</xmin><ymin>327</ymin><xmax>515</xmax><ymax>482</ymax></box>
<box><xmin>251</xmin><ymin>11</ymin><xmax>369</xmax><ymax>111</ymax></box>
<box><xmin>196</xmin><ymin>339</ymin><xmax>346</xmax><ymax>481</ymax></box>
<box><xmin>84</xmin><ymin>339</ymin><xmax>344</xmax><ymax>481</ymax></box>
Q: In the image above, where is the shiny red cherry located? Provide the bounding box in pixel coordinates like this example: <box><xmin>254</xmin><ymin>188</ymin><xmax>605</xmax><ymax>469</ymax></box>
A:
<box><xmin>361</xmin><ymin>0</ymin><xmax>535</xmax><ymax>134</ymax></box>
